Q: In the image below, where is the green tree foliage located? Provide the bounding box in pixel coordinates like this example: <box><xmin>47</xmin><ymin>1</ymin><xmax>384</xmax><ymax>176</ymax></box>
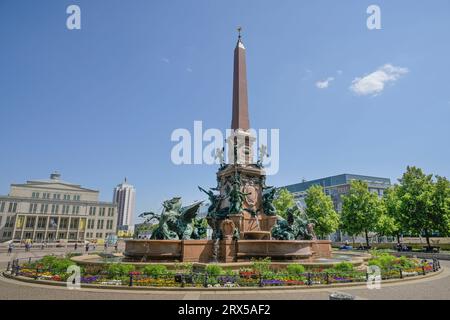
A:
<box><xmin>378</xmin><ymin>186</ymin><xmax>402</xmax><ymax>242</ymax></box>
<box><xmin>430</xmin><ymin>176</ymin><xmax>450</xmax><ymax>236</ymax></box>
<box><xmin>396</xmin><ymin>166</ymin><xmax>450</xmax><ymax>249</ymax></box>
<box><xmin>341</xmin><ymin>180</ymin><xmax>383</xmax><ymax>247</ymax></box>
<box><xmin>304</xmin><ymin>185</ymin><xmax>340</xmax><ymax>238</ymax></box>
<box><xmin>273</xmin><ymin>188</ymin><xmax>295</xmax><ymax>218</ymax></box>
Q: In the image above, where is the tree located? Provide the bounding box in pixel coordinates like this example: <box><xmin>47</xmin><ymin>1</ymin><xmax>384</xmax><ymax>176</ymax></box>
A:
<box><xmin>304</xmin><ymin>185</ymin><xmax>340</xmax><ymax>238</ymax></box>
<box><xmin>379</xmin><ymin>186</ymin><xmax>402</xmax><ymax>243</ymax></box>
<box><xmin>341</xmin><ymin>180</ymin><xmax>383</xmax><ymax>248</ymax></box>
<box><xmin>273</xmin><ymin>188</ymin><xmax>295</xmax><ymax>218</ymax></box>
<box><xmin>396</xmin><ymin>166</ymin><xmax>437</xmax><ymax>249</ymax></box>
<box><xmin>430</xmin><ymin>176</ymin><xmax>450</xmax><ymax>236</ymax></box>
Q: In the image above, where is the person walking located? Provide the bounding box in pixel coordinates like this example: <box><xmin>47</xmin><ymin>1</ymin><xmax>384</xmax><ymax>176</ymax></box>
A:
<box><xmin>104</xmin><ymin>242</ymin><xmax>108</xmax><ymax>251</ymax></box>
<box><xmin>74</xmin><ymin>243</ymin><xmax>78</xmax><ymax>251</ymax></box>
<box><xmin>85</xmin><ymin>243</ymin><xmax>89</xmax><ymax>253</ymax></box>
<box><xmin>7</xmin><ymin>243</ymin><xmax>14</xmax><ymax>256</ymax></box>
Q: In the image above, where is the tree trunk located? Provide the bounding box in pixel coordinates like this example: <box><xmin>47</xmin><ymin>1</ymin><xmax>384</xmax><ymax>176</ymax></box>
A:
<box><xmin>365</xmin><ymin>229</ymin><xmax>370</xmax><ymax>248</ymax></box>
<box><xmin>396</xmin><ymin>234</ymin><xmax>401</xmax><ymax>244</ymax></box>
<box><xmin>425</xmin><ymin>231</ymin><xmax>431</xmax><ymax>250</ymax></box>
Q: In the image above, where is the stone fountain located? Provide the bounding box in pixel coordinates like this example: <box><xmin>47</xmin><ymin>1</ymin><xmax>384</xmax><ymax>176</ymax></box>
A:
<box><xmin>124</xmin><ymin>30</ymin><xmax>331</xmax><ymax>264</ymax></box>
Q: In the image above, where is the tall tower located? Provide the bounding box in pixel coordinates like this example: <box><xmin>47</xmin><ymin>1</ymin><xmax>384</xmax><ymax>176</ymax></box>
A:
<box><xmin>214</xmin><ymin>29</ymin><xmax>277</xmax><ymax>240</ymax></box>
<box><xmin>227</xmin><ymin>27</ymin><xmax>255</xmax><ymax>165</ymax></box>
<box><xmin>113</xmin><ymin>178</ymin><xmax>136</xmax><ymax>231</ymax></box>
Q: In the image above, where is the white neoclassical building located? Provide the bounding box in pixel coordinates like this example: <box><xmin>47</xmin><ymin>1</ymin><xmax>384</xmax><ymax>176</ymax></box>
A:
<box><xmin>0</xmin><ymin>172</ymin><xmax>118</xmax><ymax>243</ymax></box>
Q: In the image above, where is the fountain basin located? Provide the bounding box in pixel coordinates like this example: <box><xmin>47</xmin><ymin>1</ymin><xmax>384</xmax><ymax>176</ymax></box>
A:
<box><xmin>242</xmin><ymin>231</ymin><xmax>271</xmax><ymax>240</ymax></box>
<box><xmin>124</xmin><ymin>239</ymin><xmax>332</xmax><ymax>263</ymax></box>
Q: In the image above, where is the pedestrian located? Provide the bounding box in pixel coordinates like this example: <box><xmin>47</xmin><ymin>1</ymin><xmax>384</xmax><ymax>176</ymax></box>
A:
<box><xmin>7</xmin><ymin>243</ymin><xmax>13</xmax><ymax>255</ymax></box>
<box><xmin>85</xmin><ymin>243</ymin><xmax>89</xmax><ymax>253</ymax></box>
<box><xmin>41</xmin><ymin>243</ymin><xmax>45</xmax><ymax>250</ymax></box>
<box><xmin>114</xmin><ymin>243</ymin><xmax>118</xmax><ymax>252</ymax></box>
<box><xmin>104</xmin><ymin>242</ymin><xmax>108</xmax><ymax>251</ymax></box>
<box><xmin>74</xmin><ymin>243</ymin><xmax>78</xmax><ymax>251</ymax></box>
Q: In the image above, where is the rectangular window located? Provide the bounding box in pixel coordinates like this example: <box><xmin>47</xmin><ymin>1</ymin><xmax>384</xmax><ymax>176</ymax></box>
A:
<box><xmin>60</xmin><ymin>218</ymin><xmax>69</xmax><ymax>229</ymax></box>
<box><xmin>0</xmin><ymin>202</ymin><xmax>5</xmax><ymax>212</ymax></box>
<box><xmin>40</xmin><ymin>204</ymin><xmax>48</xmax><ymax>214</ymax></box>
<box><xmin>70</xmin><ymin>219</ymin><xmax>79</xmax><ymax>229</ymax></box>
<box><xmin>51</xmin><ymin>204</ymin><xmax>59</xmax><ymax>214</ymax></box>
<box><xmin>29</xmin><ymin>203</ymin><xmax>38</xmax><ymax>213</ymax></box>
<box><xmin>62</xmin><ymin>205</ymin><xmax>70</xmax><ymax>214</ymax></box>
<box><xmin>49</xmin><ymin>217</ymin><xmax>58</xmax><ymax>229</ymax></box>
<box><xmin>37</xmin><ymin>217</ymin><xmax>47</xmax><ymax>229</ymax></box>
<box><xmin>89</xmin><ymin>207</ymin><xmax>97</xmax><ymax>216</ymax></box>
<box><xmin>25</xmin><ymin>216</ymin><xmax>36</xmax><ymax>228</ymax></box>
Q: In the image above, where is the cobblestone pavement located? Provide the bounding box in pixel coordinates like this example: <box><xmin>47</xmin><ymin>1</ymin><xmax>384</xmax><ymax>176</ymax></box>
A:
<box><xmin>0</xmin><ymin>249</ymin><xmax>449</xmax><ymax>300</ymax></box>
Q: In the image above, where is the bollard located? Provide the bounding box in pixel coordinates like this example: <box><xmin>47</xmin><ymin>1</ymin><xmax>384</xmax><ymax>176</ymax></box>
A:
<box><xmin>35</xmin><ymin>266</ymin><xmax>39</xmax><ymax>280</ymax></box>
<box><xmin>203</xmin><ymin>272</ymin><xmax>208</xmax><ymax>288</ymax></box>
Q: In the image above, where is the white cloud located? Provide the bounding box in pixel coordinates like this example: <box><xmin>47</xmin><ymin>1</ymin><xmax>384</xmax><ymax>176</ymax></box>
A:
<box><xmin>316</xmin><ymin>77</ymin><xmax>334</xmax><ymax>89</ymax></box>
<box><xmin>186</xmin><ymin>67</ymin><xmax>193</xmax><ymax>72</ymax></box>
<box><xmin>350</xmin><ymin>64</ymin><xmax>409</xmax><ymax>96</ymax></box>
<box><xmin>337</xmin><ymin>70</ymin><xmax>343</xmax><ymax>75</ymax></box>
<box><xmin>161</xmin><ymin>57</ymin><xmax>170</xmax><ymax>64</ymax></box>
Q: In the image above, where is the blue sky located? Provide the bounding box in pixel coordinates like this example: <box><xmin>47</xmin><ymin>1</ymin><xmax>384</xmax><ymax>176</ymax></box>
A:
<box><xmin>1</xmin><ymin>0</ymin><xmax>449</xmax><ymax>223</ymax></box>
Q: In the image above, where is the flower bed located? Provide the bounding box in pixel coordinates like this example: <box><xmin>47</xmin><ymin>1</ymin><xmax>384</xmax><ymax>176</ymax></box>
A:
<box><xmin>9</xmin><ymin>254</ymin><xmax>440</xmax><ymax>289</ymax></box>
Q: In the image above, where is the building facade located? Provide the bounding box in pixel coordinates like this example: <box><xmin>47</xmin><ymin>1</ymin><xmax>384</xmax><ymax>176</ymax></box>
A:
<box><xmin>0</xmin><ymin>172</ymin><xmax>118</xmax><ymax>243</ymax></box>
<box><xmin>282</xmin><ymin>174</ymin><xmax>391</xmax><ymax>241</ymax></box>
<box><xmin>112</xmin><ymin>178</ymin><xmax>135</xmax><ymax>231</ymax></box>
<box><xmin>283</xmin><ymin>174</ymin><xmax>391</xmax><ymax>212</ymax></box>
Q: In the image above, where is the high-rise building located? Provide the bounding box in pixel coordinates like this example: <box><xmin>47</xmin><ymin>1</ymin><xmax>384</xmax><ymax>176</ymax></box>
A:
<box><xmin>113</xmin><ymin>178</ymin><xmax>135</xmax><ymax>231</ymax></box>
<box><xmin>0</xmin><ymin>172</ymin><xmax>118</xmax><ymax>242</ymax></box>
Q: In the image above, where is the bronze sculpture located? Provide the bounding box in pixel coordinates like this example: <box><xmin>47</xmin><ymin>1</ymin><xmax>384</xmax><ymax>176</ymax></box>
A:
<box><xmin>139</xmin><ymin>197</ymin><xmax>204</xmax><ymax>240</ymax></box>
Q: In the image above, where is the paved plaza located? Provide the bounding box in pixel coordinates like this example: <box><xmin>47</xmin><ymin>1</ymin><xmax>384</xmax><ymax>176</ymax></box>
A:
<box><xmin>0</xmin><ymin>247</ymin><xmax>449</xmax><ymax>300</ymax></box>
